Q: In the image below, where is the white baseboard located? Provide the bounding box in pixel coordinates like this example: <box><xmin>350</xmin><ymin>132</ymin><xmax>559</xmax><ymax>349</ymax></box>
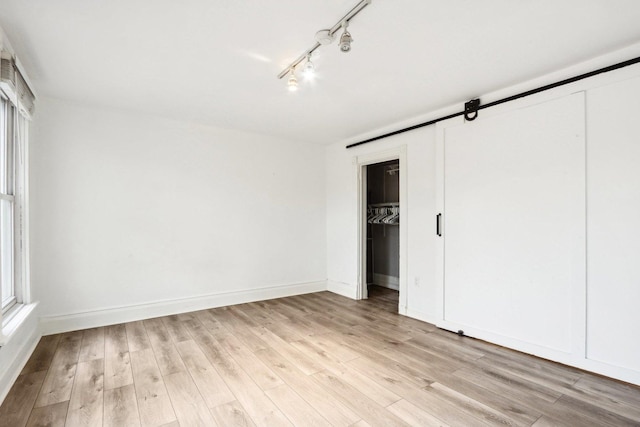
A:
<box><xmin>576</xmin><ymin>357</ymin><xmax>640</xmax><ymax>387</ymax></box>
<box><xmin>327</xmin><ymin>280</ymin><xmax>357</xmax><ymax>299</ymax></box>
<box><xmin>0</xmin><ymin>306</ymin><xmax>41</xmax><ymax>406</ymax></box>
<box><xmin>372</xmin><ymin>273</ymin><xmax>399</xmax><ymax>290</ymax></box>
<box><xmin>40</xmin><ymin>280</ymin><xmax>327</xmax><ymax>335</ymax></box>
<box><xmin>437</xmin><ymin>319</ymin><xmax>640</xmax><ymax>386</ymax></box>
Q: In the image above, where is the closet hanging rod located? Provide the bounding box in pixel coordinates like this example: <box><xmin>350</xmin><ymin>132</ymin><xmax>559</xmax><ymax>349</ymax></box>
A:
<box><xmin>345</xmin><ymin>54</ymin><xmax>640</xmax><ymax>149</ymax></box>
<box><xmin>368</xmin><ymin>202</ymin><xmax>399</xmax><ymax>207</ymax></box>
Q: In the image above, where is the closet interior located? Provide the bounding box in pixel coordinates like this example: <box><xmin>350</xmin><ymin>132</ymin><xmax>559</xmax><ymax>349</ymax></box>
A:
<box><xmin>366</xmin><ymin>160</ymin><xmax>400</xmax><ymax>305</ymax></box>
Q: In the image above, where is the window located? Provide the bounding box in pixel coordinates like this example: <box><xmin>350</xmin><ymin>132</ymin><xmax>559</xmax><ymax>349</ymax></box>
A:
<box><xmin>0</xmin><ymin>93</ymin><xmax>17</xmax><ymax>313</ymax></box>
<box><xmin>0</xmin><ymin>55</ymin><xmax>33</xmax><ymax>323</ymax></box>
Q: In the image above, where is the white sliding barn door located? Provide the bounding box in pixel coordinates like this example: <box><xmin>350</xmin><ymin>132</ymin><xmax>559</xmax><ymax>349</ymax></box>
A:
<box><xmin>438</xmin><ymin>93</ymin><xmax>586</xmax><ymax>358</ymax></box>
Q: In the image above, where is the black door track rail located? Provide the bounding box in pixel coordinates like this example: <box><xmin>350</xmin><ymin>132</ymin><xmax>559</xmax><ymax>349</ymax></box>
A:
<box><xmin>346</xmin><ymin>55</ymin><xmax>640</xmax><ymax>149</ymax></box>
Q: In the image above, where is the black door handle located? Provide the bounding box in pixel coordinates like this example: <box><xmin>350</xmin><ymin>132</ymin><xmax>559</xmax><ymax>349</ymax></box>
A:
<box><xmin>436</xmin><ymin>213</ymin><xmax>442</xmax><ymax>236</ymax></box>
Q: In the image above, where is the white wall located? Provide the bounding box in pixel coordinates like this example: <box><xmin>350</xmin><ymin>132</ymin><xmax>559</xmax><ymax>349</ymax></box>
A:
<box><xmin>0</xmin><ymin>27</ymin><xmax>13</xmax><ymax>53</ymax></box>
<box><xmin>32</xmin><ymin>98</ymin><xmax>326</xmax><ymax>332</ymax></box>
<box><xmin>326</xmin><ymin>127</ymin><xmax>439</xmax><ymax>322</ymax></box>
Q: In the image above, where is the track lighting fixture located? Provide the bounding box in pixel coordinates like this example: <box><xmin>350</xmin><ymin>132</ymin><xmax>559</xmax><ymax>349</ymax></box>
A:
<box><xmin>339</xmin><ymin>23</ymin><xmax>353</xmax><ymax>53</ymax></box>
<box><xmin>277</xmin><ymin>0</ymin><xmax>372</xmax><ymax>91</ymax></box>
<box><xmin>287</xmin><ymin>69</ymin><xmax>298</xmax><ymax>92</ymax></box>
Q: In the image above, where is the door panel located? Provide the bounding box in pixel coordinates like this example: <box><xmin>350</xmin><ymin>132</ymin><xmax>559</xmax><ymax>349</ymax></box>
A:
<box><xmin>442</xmin><ymin>93</ymin><xmax>585</xmax><ymax>353</ymax></box>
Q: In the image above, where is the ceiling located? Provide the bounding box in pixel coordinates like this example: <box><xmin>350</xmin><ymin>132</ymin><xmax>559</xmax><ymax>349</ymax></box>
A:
<box><xmin>1</xmin><ymin>0</ymin><xmax>640</xmax><ymax>145</ymax></box>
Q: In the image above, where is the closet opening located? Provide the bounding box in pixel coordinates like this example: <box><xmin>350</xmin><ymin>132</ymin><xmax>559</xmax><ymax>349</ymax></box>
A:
<box><xmin>364</xmin><ymin>159</ymin><xmax>400</xmax><ymax>311</ymax></box>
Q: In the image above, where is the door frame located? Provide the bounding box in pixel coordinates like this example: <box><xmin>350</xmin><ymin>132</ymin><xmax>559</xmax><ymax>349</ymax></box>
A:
<box><xmin>355</xmin><ymin>146</ymin><xmax>408</xmax><ymax>314</ymax></box>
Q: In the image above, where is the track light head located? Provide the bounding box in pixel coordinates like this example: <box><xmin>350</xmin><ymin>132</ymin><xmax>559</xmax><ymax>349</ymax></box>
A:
<box><xmin>339</xmin><ymin>24</ymin><xmax>352</xmax><ymax>53</ymax></box>
<box><xmin>302</xmin><ymin>55</ymin><xmax>315</xmax><ymax>80</ymax></box>
<box><xmin>287</xmin><ymin>69</ymin><xmax>298</xmax><ymax>92</ymax></box>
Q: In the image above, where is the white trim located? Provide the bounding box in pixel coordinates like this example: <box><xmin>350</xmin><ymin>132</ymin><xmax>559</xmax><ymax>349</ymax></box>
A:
<box><xmin>0</xmin><ymin>304</ymin><xmax>40</xmax><ymax>406</ymax></box>
<box><xmin>326</xmin><ymin>280</ymin><xmax>357</xmax><ymax>299</ymax></box>
<box><xmin>398</xmin><ymin>146</ymin><xmax>408</xmax><ymax>314</ymax></box>
<box><xmin>0</xmin><ymin>302</ymin><xmax>36</xmax><ymax>345</ymax></box>
<box><xmin>354</xmin><ymin>148</ymin><xmax>404</xmax><ymax>167</ymax></box>
<box><xmin>355</xmin><ymin>146</ymin><xmax>408</xmax><ymax>315</ymax></box>
<box><xmin>40</xmin><ymin>280</ymin><xmax>327</xmax><ymax>335</ymax></box>
<box><xmin>16</xmin><ymin>114</ymin><xmax>30</xmax><ymax>304</ymax></box>
<box><xmin>0</xmin><ymin>329</ymin><xmax>39</xmax><ymax>405</ymax></box>
<box><xmin>357</xmin><ymin>161</ymin><xmax>367</xmax><ymax>300</ymax></box>
<box><xmin>438</xmin><ymin>320</ymin><xmax>640</xmax><ymax>386</ymax></box>
<box><xmin>577</xmin><ymin>358</ymin><xmax>640</xmax><ymax>387</ymax></box>
<box><xmin>372</xmin><ymin>273</ymin><xmax>399</xmax><ymax>290</ymax></box>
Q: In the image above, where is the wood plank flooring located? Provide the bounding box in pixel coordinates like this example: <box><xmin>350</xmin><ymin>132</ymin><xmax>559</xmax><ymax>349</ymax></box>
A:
<box><xmin>2</xmin><ymin>286</ymin><xmax>640</xmax><ymax>426</ymax></box>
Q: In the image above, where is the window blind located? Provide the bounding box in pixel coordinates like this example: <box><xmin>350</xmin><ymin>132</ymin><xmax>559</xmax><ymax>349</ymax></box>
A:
<box><xmin>0</xmin><ymin>52</ymin><xmax>35</xmax><ymax>118</ymax></box>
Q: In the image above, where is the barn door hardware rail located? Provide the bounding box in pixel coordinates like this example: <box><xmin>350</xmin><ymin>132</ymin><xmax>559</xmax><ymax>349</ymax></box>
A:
<box><xmin>346</xmin><ymin>55</ymin><xmax>640</xmax><ymax>149</ymax></box>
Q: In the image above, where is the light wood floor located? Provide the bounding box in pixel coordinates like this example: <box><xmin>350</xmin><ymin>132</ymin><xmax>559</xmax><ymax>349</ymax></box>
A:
<box><xmin>2</xmin><ymin>287</ymin><xmax>640</xmax><ymax>427</ymax></box>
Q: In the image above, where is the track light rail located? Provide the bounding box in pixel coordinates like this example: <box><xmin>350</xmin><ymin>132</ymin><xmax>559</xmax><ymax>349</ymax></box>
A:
<box><xmin>277</xmin><ymin>0</ymin><xmax>372</xmax><ymax>79</ymax></box>
<box><xmin>346</xmin><ymin>55</ymin><xmax>640</xmax><ymax>149</ymax></box>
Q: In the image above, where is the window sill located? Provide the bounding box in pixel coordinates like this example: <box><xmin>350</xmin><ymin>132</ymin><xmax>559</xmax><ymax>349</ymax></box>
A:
<box><xmin>0</xmin><ymin>302</ymin><xmax>38</xmax><ymax>346</ymax></box>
